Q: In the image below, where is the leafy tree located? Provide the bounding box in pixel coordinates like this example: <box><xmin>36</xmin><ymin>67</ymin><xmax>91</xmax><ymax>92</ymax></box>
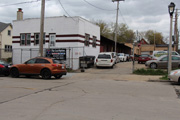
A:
<box><xmin>145</xmin><ymin>30</ymin><xmax>164</xmax><ymax>44</ymax></box>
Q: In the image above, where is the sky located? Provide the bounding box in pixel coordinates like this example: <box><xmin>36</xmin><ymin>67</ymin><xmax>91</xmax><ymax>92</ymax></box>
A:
<box><xmin>0</xmin><ymin>0</ymin><xmax>180</xmax><ymax>39</ymax></box>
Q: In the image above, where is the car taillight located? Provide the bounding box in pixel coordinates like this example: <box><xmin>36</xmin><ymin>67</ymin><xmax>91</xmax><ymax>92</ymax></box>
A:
<box><xmin>0</xmin><ymin>64</ymin><xmax>5</xmax><ymax>68</ymax></box>
<box><xmin>96</xmin><ymin>59</ymin><xmax>98</xmax><ymax>62</ymax></box>
<box><xmin>111</xmin><ymin>59</ymin><xmax>113</xmax><ymax>62</ymax></box>
<box><xmin>52</xmin><ymin>64</ymin><xmax>58</xmax><ymax>67</ymax></box>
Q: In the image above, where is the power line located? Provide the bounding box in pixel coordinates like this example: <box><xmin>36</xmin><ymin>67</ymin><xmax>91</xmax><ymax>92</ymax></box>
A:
<box><xmin>0</xmin><ymin>0</ymin><xmax>41</xmax><ymax>7</ymax></box>
<box><xmin>83</xmin><ymin>0</ymin><xmax>116</xmax><ymax>11</ymax></box>
<box><xmin>57</xmin><ymin>0</ymin><xmax>76</xmax><ymax>21</ymax></box>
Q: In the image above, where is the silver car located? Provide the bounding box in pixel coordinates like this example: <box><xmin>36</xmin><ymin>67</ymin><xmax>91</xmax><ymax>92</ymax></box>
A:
<box><xmin>145</xmin><ymin>55</ymin><xmax>180</xmax><ymax>69</ymax></box>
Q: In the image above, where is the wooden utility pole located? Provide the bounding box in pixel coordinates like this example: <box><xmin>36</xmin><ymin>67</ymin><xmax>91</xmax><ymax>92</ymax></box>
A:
<box><xmin>39</xmin><ymin>0</ymin><xmax>45</xmax><ymax>57</ymax></box>
<box><xmin>174</xmin><ymin>9</ymin><xmax>178</xmax><ymax>51</ymax></box>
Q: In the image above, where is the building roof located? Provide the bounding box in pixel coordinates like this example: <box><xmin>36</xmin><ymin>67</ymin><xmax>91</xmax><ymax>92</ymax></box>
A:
<box><xmin>0</xmin><ymin>22</ymin><xmax>11</xmax><ymax>33</ymax></box>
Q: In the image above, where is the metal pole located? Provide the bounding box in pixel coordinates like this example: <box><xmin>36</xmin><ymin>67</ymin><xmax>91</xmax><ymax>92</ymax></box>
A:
<box><xmin>132</xmin><ymin>43</ymin><xmax>135</xmax><ymax>73</ymax></box>
<box><xmin>39</xmin><ymin>0</ymin><xmax>45</xmax><ymax>57</ymax></box>
<box><xmin>168</xmin><ymin>15</ymin><xmax>173</xmax><ymax>75</ymax></box>
<box><xmin>114</xmin><ymin>1</ymin><xmax>119</xmax><ymax>53</ymax></box>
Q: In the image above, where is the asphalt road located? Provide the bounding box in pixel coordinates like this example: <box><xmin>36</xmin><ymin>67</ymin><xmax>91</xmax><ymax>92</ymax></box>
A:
<box><xmin>0</xmin><ymin>62</ymin><xmax>180</xmax><ymax>120</ymax></box>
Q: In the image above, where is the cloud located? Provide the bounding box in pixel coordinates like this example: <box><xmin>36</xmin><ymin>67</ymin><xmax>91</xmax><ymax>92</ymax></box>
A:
<box><xmin>0</xmin><ymin>0</ymin><xmax>179</xmax><ymax>38</ymax></box>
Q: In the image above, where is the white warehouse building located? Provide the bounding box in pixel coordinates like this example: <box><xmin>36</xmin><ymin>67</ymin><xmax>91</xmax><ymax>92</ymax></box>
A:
<box><xmin>12</xmin><ymin>9</ymin><xmax>100</xmax><ymax>70</ymax></box>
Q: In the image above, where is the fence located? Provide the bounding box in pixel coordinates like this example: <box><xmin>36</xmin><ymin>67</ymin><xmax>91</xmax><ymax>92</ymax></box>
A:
<box><xmin>12</xmin><ymin>47</ymin><xmax>86</xmax><ymax>70</ymax></box>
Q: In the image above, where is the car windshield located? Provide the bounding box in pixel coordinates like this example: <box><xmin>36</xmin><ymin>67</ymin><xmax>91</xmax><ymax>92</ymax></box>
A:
<box><xmin>98</xmin><ymin>54</ymin><xmax>111</xmax><ymax>59</ymax></box>
<box><xmin>53</xmin><ymin>59</ymin><xmax>60</xmax><ymax>63</ymax></box>
<box><xmin>141</xmin><ymin>55</ymin><xmax>149</xmax><ymax>57</ymax></box>
<box><xmin>117</xmin><ymin>53</ymin><xmax>124</xmax><ymax>56</ymax></box>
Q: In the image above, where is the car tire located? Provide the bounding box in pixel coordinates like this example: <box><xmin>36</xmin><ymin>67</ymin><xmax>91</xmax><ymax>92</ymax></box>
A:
<box><xmin>54</xmin><ymin>75</ymin><xmax>62</xmax><ymax>79</ymax></box>
<box><xmin>150</xmin><ymin>63</ymin><xmax>157</xmax><ymax>69</ymax></box>
<box><xmin>41</xmin><ymin>69</ymin><xmax>51</xmax><ymax>79</ymax></box>
<box><xmin>10</xmin><ymin>68</ymin><xmax>19</xmax><ymax>78</ymax></box>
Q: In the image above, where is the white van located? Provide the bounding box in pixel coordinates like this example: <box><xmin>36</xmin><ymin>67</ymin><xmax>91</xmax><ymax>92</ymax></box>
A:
<box><xmin>152</xmin><ymin>51</ymin><xmax>179</xmax><ymax>60</ymax></box>
<box><xmin>95</xmin><ymin>52</ymin><xmax>115</xmax><ymax>68</ymax></box>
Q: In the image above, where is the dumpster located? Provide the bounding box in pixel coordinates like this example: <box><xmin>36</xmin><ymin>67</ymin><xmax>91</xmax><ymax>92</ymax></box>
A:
<box><xmin>79</xmin><ymin>56</ymin><xmax>95</xmax><ymax>68</ymax></box>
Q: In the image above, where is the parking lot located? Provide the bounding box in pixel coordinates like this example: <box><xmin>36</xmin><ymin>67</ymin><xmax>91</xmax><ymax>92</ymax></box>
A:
<box><xmin>0</xmin><ymin>61</ymin><xmax>180</xmax><ymax>120</ymax></box>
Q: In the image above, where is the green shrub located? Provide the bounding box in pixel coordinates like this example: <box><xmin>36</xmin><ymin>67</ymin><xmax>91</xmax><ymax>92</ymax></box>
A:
<box><xmin>133</xmin><ymin>68</ymin><xmax>167</xmax><ymax>75</ymax></box>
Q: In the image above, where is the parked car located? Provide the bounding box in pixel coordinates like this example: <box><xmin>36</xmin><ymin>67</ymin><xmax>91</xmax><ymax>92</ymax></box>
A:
<box><xmin>138</xmin><ymin>54</ymin><xmax>152</xmax><ymax>64</ymax></box>
<box><xmin>10</xmin><ymin>57</ymin><xmax>67</xmax><ymax>79</ymax></box>
<box><xmin>169</xmin><ymin>69</ymin><xmax>180</xmax><ymax>83</ymax></box>
<box><xmin>96</xmin><ymin>52</ymin><xmax>115</xmax><ymax>68</ymax></box>
<box><xmin>152</xmin><ymin>51</ymin><xmax>179</xmax><ymax>60</ymax></box>
<box><xmin>117</xmin><ymin>53</ymin><xmax>127</xmax><ymax>62</ymax></box>
<box><xmin>0</xmin><ymin>60</ymin><xmax>11</xmax><ymax>76</ymax></box>
<box><xmin>125</xmin><ymin>54</ymin><xmax>130</xmax><ymax>61</ymax></box>
<box><xmin>145</xmin><ymin>55</ymin><xmax>180</xmax><ymax>69</ymax></box>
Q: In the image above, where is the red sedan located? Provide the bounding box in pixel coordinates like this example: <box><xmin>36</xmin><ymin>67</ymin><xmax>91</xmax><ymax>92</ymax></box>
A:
<box><xmin>138</xmin><ymin>54</ymin><xmax>152</xmax><ymax>64</ymax></box>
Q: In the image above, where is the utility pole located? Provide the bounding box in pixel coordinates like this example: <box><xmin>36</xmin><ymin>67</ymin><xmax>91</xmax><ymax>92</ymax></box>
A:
<box><xmin>154</xmin><ymin>31</ymin><xmax>156</xmax><ymax>51</ymax></box>
<box><xmin>174</xmin><ymin>9</ymin><xmax>178</xmax><ymax>51</ymax></box>
<box><xmin>112</xmin><ymin>0</ymin><xmax>124</xmax><ymax>53</ymax></box>
<box><xmin>39</xmin><ymin>0</ymin><xmax>45</xmax><ymax>57</ymax></box>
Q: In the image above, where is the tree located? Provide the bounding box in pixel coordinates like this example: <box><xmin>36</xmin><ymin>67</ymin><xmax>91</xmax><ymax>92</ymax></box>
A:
<box><xmin>93</xmin><ymin>20</ymin><xmax>135</xmax><ymax>43</ymax></box>
<box><xmin>145</xmin><ymin>30</ymin><xmax>164</xmax><ymax>44</ymax></box>
<box><xmin>93</xmin><ymin>20</ymin><xmax>111</xmax><ymax>39</ymax></box>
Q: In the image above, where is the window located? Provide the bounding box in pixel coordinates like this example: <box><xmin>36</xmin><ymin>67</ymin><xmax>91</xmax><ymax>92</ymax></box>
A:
<box><xmin>49</xmin><ymin>34</ymin><xmax>56</xmax><ymax>46</ymax></box>
<box><xmin>8</xmin><ymin>30</ymin><xmax>11</xmax><ymax>36</ymax></box>
<box><xmin>20</xmin><ymin>33</ymin><xmax>31</xmax><ymax>46</ymax></box>
<box><xmin>85</xmin><ymin>34</ymin><xmax>90</xmax><ymax>46</ymax></box>
<box><xmin>26</xmin><ymin>59</ymin><xmax>36</xmax><ymax>64</ymax></box>
<box><xmin>5</xmin><ymin>45</ymin><xmax>12</xmax><ymax>52</ymax></box>
<box><xmin>35</xmin><ymin>59</ymin><xmax>50</xmax><ymax>63</ymax></box>
<box><xmin>34</xmin><ymin>33</ymin><xmax>45</xmax><ymax>45</ymax></box>
<box><xmin>172</xmin><ymin>56</ymin><xmax>180</xmax><ymax>60</ymax></box>
<box><xmin>92</xmin><ymin>36</ymin><xmax>97</xmax><ymax>48</ymax></box>
<box><xmin>98</xmin><ymin>54</ymin><xmax>111</xmax><ymax>59</ymax></box>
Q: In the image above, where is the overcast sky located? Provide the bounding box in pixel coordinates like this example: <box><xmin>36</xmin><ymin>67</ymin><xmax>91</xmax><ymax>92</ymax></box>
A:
<box><xmin>0</xmin><ymin>0</ymin><xmax>179</xmax><ymax>38</ymax></box>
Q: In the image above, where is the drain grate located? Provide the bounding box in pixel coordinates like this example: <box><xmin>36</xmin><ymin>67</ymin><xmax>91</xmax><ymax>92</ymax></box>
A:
<box><xmin>175</xmin><ymin>89</ymin><xmax>180</xmax><ymax>98</ymax></box>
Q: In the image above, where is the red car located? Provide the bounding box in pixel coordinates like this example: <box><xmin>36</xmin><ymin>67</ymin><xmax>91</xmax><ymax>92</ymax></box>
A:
<box><xmin>138</xmin><ymin>54</ymin><xmax>152</xmax><ymax>64</ymax></box>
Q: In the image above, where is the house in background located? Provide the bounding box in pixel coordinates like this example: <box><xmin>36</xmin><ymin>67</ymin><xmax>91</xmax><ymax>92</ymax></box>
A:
<box><xmin>0</xmin><ymin>22</ymin><xmax>12</xmax><ymax>60</ymax></box>
<box><xmin>12</xmin><ymin>9</ymin><xmax>100</xmax><ymax>70</ymax></box>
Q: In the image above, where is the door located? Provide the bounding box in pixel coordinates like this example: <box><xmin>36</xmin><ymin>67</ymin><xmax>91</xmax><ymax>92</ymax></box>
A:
<box><xmin>49</xmin><ymin>34</ymin><xmax>56</xmax><ymax>47</ymax></box>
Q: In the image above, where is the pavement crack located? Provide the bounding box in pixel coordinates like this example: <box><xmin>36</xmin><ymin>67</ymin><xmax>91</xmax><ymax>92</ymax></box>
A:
<box><xmin>0</xmin><ymin>82</ymin><xmax>75</xmax><ymax>105</ymax></box>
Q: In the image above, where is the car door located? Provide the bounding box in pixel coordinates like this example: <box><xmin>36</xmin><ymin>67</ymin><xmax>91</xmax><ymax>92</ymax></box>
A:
<box><xmin>172</xmin><ymin>56</ymin><xmax>180</xmax><ymax>68</ymax></box>
<box><xmin>158</xmin><ymin>56</ymin><xmax>168</xmax><ymax>68</ymax></box>
<box><xmin>34</xmin><ymin>58</ymin><xmax>51</xmax><ymax>73</ymax></box>
<box><xmin>20</xmin><ymin>58</ymin><xmax>36</xmax><ymax>74</ymax></box>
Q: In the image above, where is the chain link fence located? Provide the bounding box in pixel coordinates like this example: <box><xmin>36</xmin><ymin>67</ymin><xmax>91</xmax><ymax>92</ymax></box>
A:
<box><xmin>12</xmin><ymin>47</ymin><xmax>86</xmax><ymax>70</ymax></box>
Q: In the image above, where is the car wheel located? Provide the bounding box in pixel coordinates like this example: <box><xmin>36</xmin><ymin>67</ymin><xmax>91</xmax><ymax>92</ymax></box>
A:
<box><xmin>54</xmin><ymin>75</ymin><xmax>62</xmax><ymax>79</ymax></box>
<box><xmin>10</xmin><ymin>68</ymin><xmax>19</xmax><ymax>78</ymax></box>
<box><xmin>150</xmin><ymin>63</ymin><xmax>157</xmax><ymax>69</ymax></box>
<box><xmin>41</xmin><ymin>69</ymin><xmax>51</xmax><ymax>79</ymax></box>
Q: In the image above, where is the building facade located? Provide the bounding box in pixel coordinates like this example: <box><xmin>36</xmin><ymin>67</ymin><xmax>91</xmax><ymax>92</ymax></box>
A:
<box><xmin>12</xmin><ymin>15</ymin><xmax>100</xmax><ymax>70</ymax></box>
<box><xmin>0</xmin><ymin>22</ymin><xmax>12</xmax><ymax>60</ymax></box>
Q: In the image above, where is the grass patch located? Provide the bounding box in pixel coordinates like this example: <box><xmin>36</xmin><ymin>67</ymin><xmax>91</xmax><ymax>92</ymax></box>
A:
<box><xmin>133</xmin><ymin>68</ymin><xmax>169</xmax><ymax>80</ymax></box>
<box><xmin>133</xmin><ymin>68</ymin><xmax>167</xmax><ymax>75</ymax></box>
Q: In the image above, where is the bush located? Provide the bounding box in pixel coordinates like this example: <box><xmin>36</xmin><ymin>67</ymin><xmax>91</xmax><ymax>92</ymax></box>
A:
<box><xmin>133</xmin><ymin>68</ymin><xmax>167</xmax><ymax>75</ymax></box>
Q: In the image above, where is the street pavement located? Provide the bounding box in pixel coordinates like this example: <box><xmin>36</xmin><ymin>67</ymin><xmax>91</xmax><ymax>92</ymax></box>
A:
<box><xmin>0</xmin><ymin>62</ymin><xmax>180</xmax><ymax>120</ymax></box>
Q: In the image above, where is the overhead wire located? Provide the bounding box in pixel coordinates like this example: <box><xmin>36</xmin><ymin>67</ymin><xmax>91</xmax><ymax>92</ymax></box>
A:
<box><xmin>0</xmin><ymin>0</ymin><xmax>41</xmax><ymax>7</ymax></box>
<box><xmin>57</xmin><ymin>0</ymin><xmax>76</xmax><ymax>21</ymax></box>
<box><xmin>83</xmin><ymin>0</ymin><xmax>116</xmax><ymax>11</ymax></box>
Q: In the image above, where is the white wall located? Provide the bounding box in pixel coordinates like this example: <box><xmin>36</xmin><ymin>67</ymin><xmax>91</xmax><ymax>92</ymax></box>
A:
<box><xmin>12</xmin><ymin>16</ymin><xmax>100</xmax><ymax>70</ymax></box>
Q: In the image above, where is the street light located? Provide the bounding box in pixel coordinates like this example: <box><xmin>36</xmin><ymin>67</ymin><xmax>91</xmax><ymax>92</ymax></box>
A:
<box><xmin>168</xmin><ymin>2</ymin><xmax>175</xmax><ymax>75</ymax></box>
<box><xmin>112</xmin><ymin>0</ymin><xmax>125</xmax><ymax>53</ymax></box>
